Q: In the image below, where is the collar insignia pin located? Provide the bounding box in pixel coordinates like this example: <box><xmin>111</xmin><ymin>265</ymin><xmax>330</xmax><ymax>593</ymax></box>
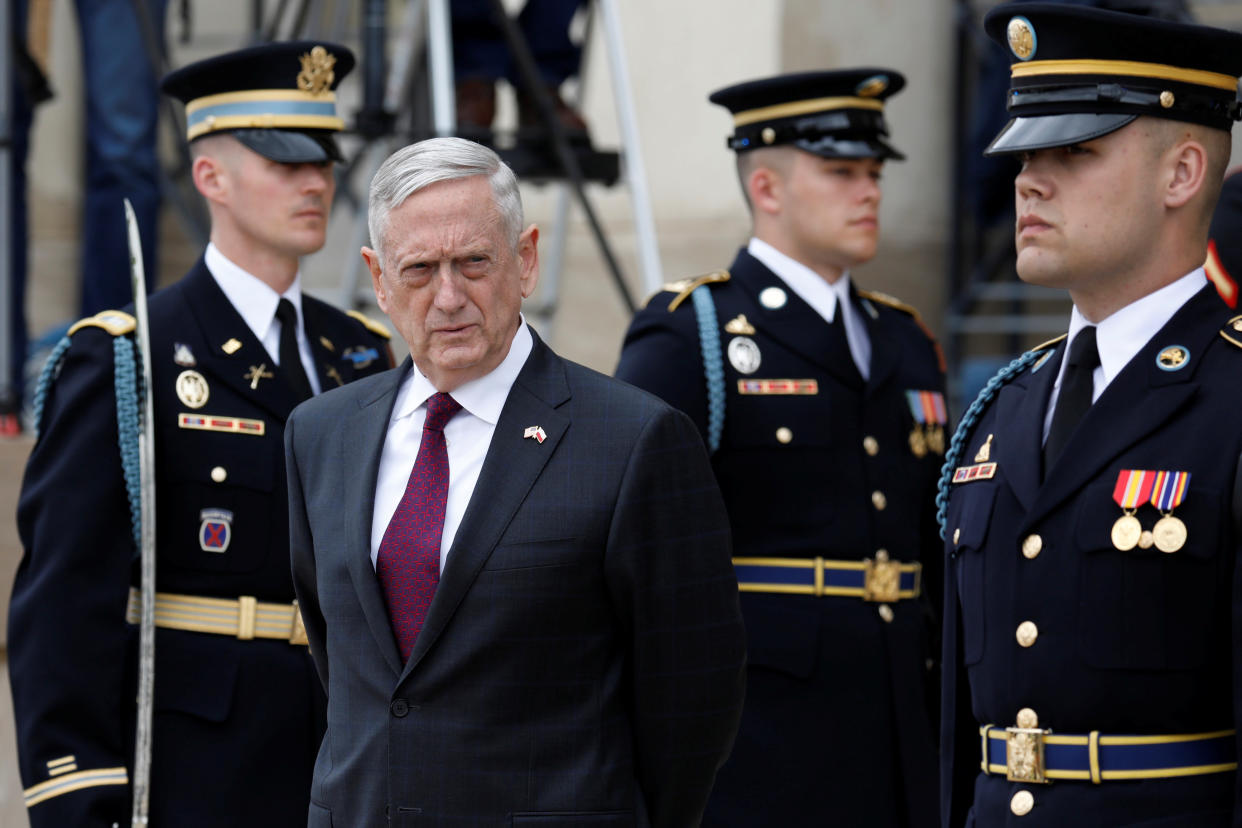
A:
<box><xmin>244</xmin><ymin>363</ymin><xmax>275</xmax><ymax>390</ymax></box>
<box><xmin>1157</xmin><ymin>345</ymin><xmax>1189</xmax><ymax>371</ymax></box>
<box><xmin>173</xmin><ymin>343</ymin><xmax>196</xmax><ymax>367</ymax></box>
<box><xmin>222</xmin><ymin>338</ymin><xmax>243</xmax><ymax>355</ymax></box>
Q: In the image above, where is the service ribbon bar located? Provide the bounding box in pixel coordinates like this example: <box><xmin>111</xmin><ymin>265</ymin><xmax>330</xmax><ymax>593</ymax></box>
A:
<box><xmin>178</xmin><ymin>413</ymin><xmax>266</xmax><ymax>436</ymax></box>
<box><xmin>907</xmin><ymin>390</ymin><xmax>948</xmax><ymax>425</ymax></box>
<box><xmin>1150</xmin><ymin>470</ymin><xmax>1191</xmax><ymax>511</ymax></box>
<box><xmin>737</xmin><ymin>379</ymin><xmax>819</xmax><ymax>395</ymax></box>
<box><xmin>953</xmin><ymin>462</ymin><xmax>998</xmax><ymax>483</ymax></box>
<box><xmin>1112</xmin><ymin>469</ymin><xmax>1157</xmax><ymax>509</ymax></box>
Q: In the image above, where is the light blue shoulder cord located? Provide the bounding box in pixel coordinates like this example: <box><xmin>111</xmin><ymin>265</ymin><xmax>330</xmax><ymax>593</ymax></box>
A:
<box><xmin>31</xmin><ymin>336</ymin><xmax>73</xmax><ymax>439</ymax></box>
<box><xmin>690</xmin><ymin>285</ymin><xmax>726</xmax><ymax>453</ymax></box>
<box><xmin>32</xmin><ymin>333</ymin><xmax>143</xmax><ymax>547</ymax></box>
<box><xmin>935</xmin><ymin>348</ymin><xmax>1049</xmax><ymax>541</ymax></box>
<box><xmin>113</xmin><ymin>337</ymin><xmax>143</xmax><ymax>548</ymax></box>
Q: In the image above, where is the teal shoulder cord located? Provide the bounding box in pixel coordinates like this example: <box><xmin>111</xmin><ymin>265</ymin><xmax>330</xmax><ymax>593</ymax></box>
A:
<box><xmin>113</xmin><ymin>337</ymin><xmax>143</xmax><ymax>548</ymax></box>
<box><xmin>31</xmin><ymin>336</ymin><xmax>73</xmax><ymax>439</ymax></box>
<box><xmin>935</xmin><ymin>348</ymin><xmax>1050</xmax><ymax>541</ymax></box>
<box><xmin>690</xmin><ymin>284</ymin><xmax>726</xmax><ymax>453</ymax></box>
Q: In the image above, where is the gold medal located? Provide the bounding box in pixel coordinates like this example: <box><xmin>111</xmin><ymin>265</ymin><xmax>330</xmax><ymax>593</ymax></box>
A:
<box><xmin>1110</xmin><ymin>513</ymin><xmax>1141</xmax><ymax>551</ymax></box>
<box><xmin>928</xmin><ymin>425</ymin><xmax>945</xmax><ymax>455</ymax></box>
<box><xmin>1138</xmin><ymin>530</ymin><xmax>1154</xmax><ymax>550</ymax></box>
<box><xmin>909</xmin><ymin>426</ymin><xmax>927</xmax><ymax>458</ymax></box>
<box><xmin>1152</xmin><ymin>514</ymin><xmax>1187</xmax><ymax>553</ymax></box>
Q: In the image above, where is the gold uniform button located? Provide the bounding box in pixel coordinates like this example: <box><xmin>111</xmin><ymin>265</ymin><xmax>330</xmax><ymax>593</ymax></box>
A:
<box><xmin>1016</xmin><ymin>621</ymin><xmax>1039</xmax><ymax>648</ymax></box>
<box><xmin>953</xmin><ymin>527</ymin><xmax>961</xmax><ymax>545</ymax></box>
<box><xmin>1016</xmin><ymin>707</ymin><xmax>1039</xmax><ymax>728</ymax></box>
<box><xmin>1022</xmin><ymin>534</ymin><xmax>1042</xmax><ymax>559</ymax></box>
<box><xmin>1011</xmin><ymin>790</ymin><xmax>1034</xmax><ymax>816</ymax></box>
<box><xmin>775</xmin><ymin>427</ymin><xmax>793</xmax><ymax>444</ymax></box>
<box><xmin>211</xmin><ymin>466</ymin><xmax>228</xmax><ymax>483</ymax></box>
<box><xmin>871</xmin><ymin>490</ymin><xmax>887</xmax><ymax>511</ymax></box>
<box><xmin>863</xmin><ymin>436</ymin><xmax>879</xmax><ymax>456</ymax></box>
<box><xmin>878</xmin><ymin>604</ymin><xmax>894</xmax><ymax>623</ymax></box>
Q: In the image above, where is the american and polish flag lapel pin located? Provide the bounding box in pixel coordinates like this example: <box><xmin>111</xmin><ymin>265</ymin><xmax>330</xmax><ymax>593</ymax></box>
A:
<box><xmin>524</xmin><ymin>425</ymin><xmax>547</xmax><ymax>443</ymax></box>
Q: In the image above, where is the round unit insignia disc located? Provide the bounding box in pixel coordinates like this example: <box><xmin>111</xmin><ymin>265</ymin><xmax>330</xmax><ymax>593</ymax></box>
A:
<box><xmin>1007</xmin><ymin>16</ymin><xmax>1036</xmax><ymax>61</ymax></box>
<box><xmin>855</xmin><ymin>74</ymin><xmax>888</xmax><ymax>98</ymax></box>
<box><xmin>176</xmin><ymin>370</ymin><xmax>210</xmax><ymax>409</ymax></box>
<box><xmin>1152</xmin><ymin>514</ymin><xmax>1187</xmax><ymax>553</ymax></box>
<box><xmin>727</xmin><ymin>336</ymin><xmax>762</xmax><ymax>374</ymax></box>
<box><xmin>759</xmin><ymin>286</ymin><xmax>787</xmax><ymax>309</ymax></box>
<box><xmin>1110</xmin><ymin>514</ymin><xmax>1141</xmax><ymax>551</ymax></box>
<box><xmin>1156</xmin><ymin>345</ymin><xmax>1189</xmax><ymax>371</ymax></box>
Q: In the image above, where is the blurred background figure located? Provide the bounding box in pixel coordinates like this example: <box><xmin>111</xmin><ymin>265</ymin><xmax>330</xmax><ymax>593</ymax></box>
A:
<box><xmin>451</xmin><ymin>0</ymin><xmax>591</xmax><ymax>146</ymax></box>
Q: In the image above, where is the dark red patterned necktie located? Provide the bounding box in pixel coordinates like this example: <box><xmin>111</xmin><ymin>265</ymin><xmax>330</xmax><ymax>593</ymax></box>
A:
<box><xmin>377</xmin><ymin>391</ymin><xmax>462</xmax><ymax>661</ymax></box>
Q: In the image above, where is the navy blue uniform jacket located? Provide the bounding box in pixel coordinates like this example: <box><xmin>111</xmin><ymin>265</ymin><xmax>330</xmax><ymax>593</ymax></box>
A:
<box><xmin>941</xmin><ymin>283</ymin><xmax>1242</xmax><ymax>827</ymax></box>
<box><xmin>616</xmin><ymin>248</ymin><xmax>944</xmax><ymax>828</ymax></box>
<box><xmin>9</xmin><ymin>259</ymin><xmax>392</xmax><ymax>827</ymax></box>
<box><xmin>286</xmin><ymin>330</ymin><xmax>747</xmax><ymax>827</ymax></box>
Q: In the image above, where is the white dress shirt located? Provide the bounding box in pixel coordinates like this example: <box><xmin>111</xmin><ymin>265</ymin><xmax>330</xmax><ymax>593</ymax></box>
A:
<box><xmin>1042</xmin><ymin>267</ymin><xmax>1208</xmax><ymax>441</ymax></box>
<box><xmin>204</xmin><ymin>242</ymin><xmax>322</xmax><ymax>395</ymax></box>
<box><xmin>748</xmin><ymin>237</ymin><xmax>871</xmax><ymax>379</ymax></box>
<box><xmin>370</xmin><ymin>320</ymin><xmax>535</xmax><ymax>570</ymax></box>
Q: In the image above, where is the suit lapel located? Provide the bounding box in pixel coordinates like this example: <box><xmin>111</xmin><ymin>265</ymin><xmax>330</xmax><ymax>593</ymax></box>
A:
<box><xmin>994</xmin><ymin>345</ymin><xmax>1061</xmax><ymax>513</ymax></box>
<box><xmin>732</xmin><ymin>251</ymin><xmax>861</xmax><ymax>386</ymax></box>
<box><xmin>1026</xmin><ymin>286</ymin><xmax>1220</xmax><ymax>526</ymax></box>
<box><xmin>857</xmin><ymin>289</ymin><xmax>900</xmax><ymax>392</ymax></box>
<box><xmin>180</xmin><ymin>262</ymin><xmax>301</xmax><ymax>420</ymax></box>
<box><xmin>403</xmin><ymin>333</ymin><xmax>571</xmax><ymax>677</ymax></box>
<box><xmin>344</xmin><ymin>360</ymin><xmax>409</xmax><ymax>677</ymax></box>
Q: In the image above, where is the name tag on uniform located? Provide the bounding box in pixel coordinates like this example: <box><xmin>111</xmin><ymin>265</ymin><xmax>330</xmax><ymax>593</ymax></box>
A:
<box><xmin>737</xmin><ymin>379</ymin><xmax>819</xmax><ymax>395</ymax></box>
<box><xmin>953</xmin><ymin>462</ymin><xmax>997</xmax><ymax>483</ymax></box>
<box><xmin>179</xmin><ymin>413</ymin><xmax>266</xmax><ymax>436</ymax></box>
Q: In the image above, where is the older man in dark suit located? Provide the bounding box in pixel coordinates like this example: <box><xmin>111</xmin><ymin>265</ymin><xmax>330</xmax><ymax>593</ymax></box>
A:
<box><xmin>285</xmin><ymin>136</ymin><xmax>746</xmax><ymax>827</ymax></box>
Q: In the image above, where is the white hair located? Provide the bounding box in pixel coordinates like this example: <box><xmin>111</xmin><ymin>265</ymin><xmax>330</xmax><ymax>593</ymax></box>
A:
<box><xmin>367</xmin><ymin>137</ymin><xmax>524</xmax><ymax>262</ymax></box>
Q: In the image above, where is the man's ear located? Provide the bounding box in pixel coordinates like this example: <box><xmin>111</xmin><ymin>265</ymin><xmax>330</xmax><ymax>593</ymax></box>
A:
<box><xmin>748</xmin><ymin>163</ymin><xmax>784</xmax><ymax>218</ymax></box>
<box><xmin>361</xmin><ymin>247</ymin><xmax>389</xmax><ymax>313</ymax></box>
<box><xmin>192</xmin><ymin>154</ymin><xmax>227</xmax><ymax>206</ymax></box>
<box><xmin>1165</xmin><ymin>137</ymin><xmax>1208</xmax><ymax>210</ymax></box>
<box><xmin>517</xmin><ymin>224</ymin><xmax>540</xmax><ymax>299</ymax></box>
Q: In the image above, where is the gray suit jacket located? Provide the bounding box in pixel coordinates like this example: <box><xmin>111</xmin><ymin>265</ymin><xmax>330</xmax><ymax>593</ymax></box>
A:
<box><xmin>286</xmin><ymin>332</ymin><xmax>746</xmax><ymax>827</ymax></box>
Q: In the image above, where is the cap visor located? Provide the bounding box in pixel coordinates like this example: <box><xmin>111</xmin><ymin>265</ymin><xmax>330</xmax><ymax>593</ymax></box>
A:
<box><xmin>795</xmin><ymin>135</ymin><xmax>905</xmax><ymax>162</ymax></box>
<box><xmin>984</xmin><ymin>113</ymin><xmax>1137</xmax><ymax>156</ymax></box>
<box><xmin>230</xmin><ymin>128</ymin><xmax>343</xmax><ymax>163</ymax></box>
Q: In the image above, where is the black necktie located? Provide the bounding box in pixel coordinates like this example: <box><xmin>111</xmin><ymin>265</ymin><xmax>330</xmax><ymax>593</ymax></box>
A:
<box><xmin>1043</xmin><ymin>326</ymin><xmax>1099</xmax><ymax>473</ymax></box>
<box><xmin>276</xmin><ymin>298</ymin><xmax>314</xmax><ymax>402</ymax></box>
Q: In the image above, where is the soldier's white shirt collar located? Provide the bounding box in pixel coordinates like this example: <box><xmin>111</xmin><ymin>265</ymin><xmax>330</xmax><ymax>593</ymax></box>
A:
<box><xmin>1044</xmin><ymin>267</ymin><xmax>1207</xmax><ymax>441</ymax></box>
<box><xmin>747</xmin><ymin>237</ymin><xmax>871</xmax><ymax>378</ymax></box>
<box><xmin>205</xmin><ymin>241</ymin><xmax>307</xmax><ymax>350</ymax></box>
<box><xmin>392</xmin><ymin>317</ymin><xmax>533</xmax><ymax>426</ymax></box>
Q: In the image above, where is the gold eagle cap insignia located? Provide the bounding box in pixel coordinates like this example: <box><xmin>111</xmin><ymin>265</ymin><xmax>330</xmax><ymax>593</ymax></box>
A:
<box><xmin>297</xmin><ymin>46</ymin><xmax>336</xmax><ymax>94</ymax></box>
<box><xmin>1007</xmin><ymin>16</ymin><xmax>1036</xmax><ymax>61</ymax></box>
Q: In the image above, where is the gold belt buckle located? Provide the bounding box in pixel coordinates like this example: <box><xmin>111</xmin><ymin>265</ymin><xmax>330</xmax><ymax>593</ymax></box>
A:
<box><xmin>1006</xmin><ymin>709</ymin><xmax>1051</xmax><ymax>784</ymax></box>
<box><xmin>862</xmin><ymin>550</ymin><xmax>901</xmax><ymax>603</ymax></box>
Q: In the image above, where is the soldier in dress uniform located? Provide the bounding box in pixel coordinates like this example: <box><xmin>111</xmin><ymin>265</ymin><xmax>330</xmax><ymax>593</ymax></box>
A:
<box><xmin>939</xmin><ymin>5</ymin><xmax>1242</xmax><ymax>826</ymax></box>
<box><xmin>8</xmin><ymin>42</ymin><xmax>394</xmax><ymax>827</ymax></box>
<box><xmin>616</xmin><ymin>69</ymin><xmax>944</xmax><ymax>827</ymax></box>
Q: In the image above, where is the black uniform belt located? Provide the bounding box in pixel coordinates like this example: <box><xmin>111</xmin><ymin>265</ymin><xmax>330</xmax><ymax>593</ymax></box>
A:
<box><xmin>125</xmin><ymin>588</ymin><xmax>309</xmax><ymax>646</ymax></box>
<box><xmin>981</xmin><ymin>723</ymin><xmax>1236</xmax><ymax>784</ymax></box>
<box><xmin>732</xmin><ymin>555</ymin><xmax>921</xmax><ymax>602</ymax></box>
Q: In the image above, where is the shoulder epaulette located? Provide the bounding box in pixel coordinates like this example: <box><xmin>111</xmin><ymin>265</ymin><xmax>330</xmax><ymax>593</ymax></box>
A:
<box><xmin>1030</xmin><ymin>333</ymin><xmax>1068</xmax><ymax>353</ymax></box>
<box><xmin>858</xmin><ymin>289</ymin><xmax>946</xmax><ymax>371</ymax></box>
<box><xmin>346</xmin><ymin>309</ymin><xmax>391</xmax><ymax>340</ymax></box>
<box><xmin>650</xmin><ymin>270</ymin><xmax>730</xmax><ymax>312</ymax></box>
<box><xmin>1026</xmin><ymin>334</ymin><xmax>1067</xmax><ymax>373</ymax></box>
<box><xmin>1220</xmin><ymin>315</ymin><xmax>1242</xmax><ymax>349</ymax></box>
<box><xmin>67</xmin><ymin>310</ymin><xmax>136</xmax><ymax>337</ymax></box>
<box><xmin>857</xmin><ymin>289</ymin><xmax>922</xmax><ymax>321</ymax></box>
